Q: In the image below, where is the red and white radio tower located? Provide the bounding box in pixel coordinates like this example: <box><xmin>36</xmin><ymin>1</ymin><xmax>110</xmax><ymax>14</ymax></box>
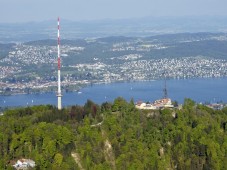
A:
<box><xmin>57</xmin><ymin>17</ymin><xmax>62</xmax><ymax>110</ymax></box>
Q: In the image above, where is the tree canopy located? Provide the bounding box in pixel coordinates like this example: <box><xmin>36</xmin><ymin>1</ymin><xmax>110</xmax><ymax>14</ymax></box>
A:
<box><xmin>0</xmin><ymin>99</ymin><xmax>227</xmax><ymax>169</ymax></box>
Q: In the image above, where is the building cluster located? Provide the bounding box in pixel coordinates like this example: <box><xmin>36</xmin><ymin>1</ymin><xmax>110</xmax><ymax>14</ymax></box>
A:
<box><xmin>119</xmin><ymin>56</ymin><xmax>227</xmax><ymax>80</ymax></box>
<box><xmin>112</xmin><ymin>42</ymin><xmax>168</xmax><ymax>52</ymax></box>
<box><xmin>0</xmin><ymin>66</ymin><xmax>21</xmax><ymax>79</ymax></box>
<box><xmin>136</xmin><ymin>98</ymin><xmax>174</xmax><ymax>110</ymax></box>
<box><xmin>65</xmin><ymin>56</ymin><xmax>227</xmax><ymax>83</ymax></box>
<box><xmin>4</xmin><ymin>44</ymin><xmax>84</xmax><ymax>66</ymax></box>
<box><xmin>206</xmin><ymin>103</ymin><xmax>225</xmax><ymax>110</ymax></box>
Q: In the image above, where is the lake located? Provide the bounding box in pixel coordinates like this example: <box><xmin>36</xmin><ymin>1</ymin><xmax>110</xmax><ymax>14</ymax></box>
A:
<box><xmin>0</xmin><ymin>78</ymin><xmax>227</xmax><ymax>107</ymax></box>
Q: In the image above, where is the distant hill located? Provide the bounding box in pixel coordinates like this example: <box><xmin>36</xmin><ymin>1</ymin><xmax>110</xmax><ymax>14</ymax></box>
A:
<box><xmin>1</xmin><ymin>16</ymin><xmax>227</xmax><ymax>43</ymax></box>
<box><xmin>145</xmin><ymin>32</ymin><xmax>225</xmax><ymax>43</ymax></box>
<box><xmin>143</xmin><ymin>39</ymin><xmax>227</xmax><ymax>59</ymax></box>
<box><xmin>24</xmin><ymin>39</ymin><xmax>88</xmax><ymax>46</ymax></box>
<box><xmin>97</xmin><ymin>36</ymin><xmax>136</xmax><ymax>43</ymax></box>
<box><xmin>23</xmin><ymin>33</ymin><xmax>227</xmax><ymax>59</ymax></box>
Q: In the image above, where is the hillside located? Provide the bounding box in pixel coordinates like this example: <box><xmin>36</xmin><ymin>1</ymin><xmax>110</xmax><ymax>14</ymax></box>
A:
<box><xmin>0</xmin><ymin>43</ymin><xmax>15</xmax><ymax>60</ymax></box>
<box><xmin>0</xmin><ymin>98</ymin><xmax>227</xmax><ymax>169</ymax></box>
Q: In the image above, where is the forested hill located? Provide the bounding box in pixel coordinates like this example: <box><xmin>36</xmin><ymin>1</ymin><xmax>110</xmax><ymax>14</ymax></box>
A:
<box><xmin>1</xmin><ymin>98</ymin><xmax>227</xmax><ymax>169</ymax></box>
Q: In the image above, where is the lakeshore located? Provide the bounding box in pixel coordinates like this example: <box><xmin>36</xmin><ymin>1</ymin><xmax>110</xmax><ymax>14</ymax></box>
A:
<box><xmin>0</xmin><ymin>78</ymin><xmax>226</xmax><ymax>108</ymax></box>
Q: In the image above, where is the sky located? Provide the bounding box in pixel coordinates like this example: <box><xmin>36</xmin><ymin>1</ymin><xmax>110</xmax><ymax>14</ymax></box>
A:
<box><xmin>1</xmin><ymin>0</ymin><xmax>227</xmax><ymax>23</ymax></box>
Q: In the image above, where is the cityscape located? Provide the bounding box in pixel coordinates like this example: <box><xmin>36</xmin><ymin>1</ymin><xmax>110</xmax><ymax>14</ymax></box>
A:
<box><xmin>0</xmin><ymin>33</ymin><xmax>227</xmax><ymax>95</ymax></box>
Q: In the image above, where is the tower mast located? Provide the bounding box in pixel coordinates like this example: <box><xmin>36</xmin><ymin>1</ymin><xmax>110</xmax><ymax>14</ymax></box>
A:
<box><xmin>163</xmin><ymin>72</ymin><xmax>168</xmax><ymax>99</ymax></box>
<box><xmin>57</xmin><ymin>17</ymin><xmax>62</xmax><ymax>110</ymax></box>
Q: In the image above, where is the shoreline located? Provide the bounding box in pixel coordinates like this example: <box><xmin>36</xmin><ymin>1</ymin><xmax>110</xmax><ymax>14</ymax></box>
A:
<box><xmin>1</xmin><ymin>76</ymin><xmax>227</xmax><ymax>96</ymax></box>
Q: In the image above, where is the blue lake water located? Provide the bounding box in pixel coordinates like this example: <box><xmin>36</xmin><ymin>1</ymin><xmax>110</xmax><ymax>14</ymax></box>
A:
<box><xmin>0</xmin><ymin>78</ymin><xmax>227</xmax><ymax>107</ymax></box>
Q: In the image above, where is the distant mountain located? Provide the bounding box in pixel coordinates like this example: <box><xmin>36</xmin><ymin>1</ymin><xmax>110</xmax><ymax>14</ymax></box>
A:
<box><xmin>97</xmin><ymin>36</ymin><xmax>136</xmax><ymax>43</ymax></box>
<box><xmin>5</xmin><ymin>33</ymin><xmax>227</xmax><ymax>60</ymax></box>
<box><xmin>1</xmin><ymin>16</ymin><xmax>227</xmax><ymax>43</ymax></box>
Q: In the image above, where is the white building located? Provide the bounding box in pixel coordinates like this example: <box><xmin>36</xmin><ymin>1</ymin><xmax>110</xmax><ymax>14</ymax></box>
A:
<box><xmin>135</xmin><ymin>101</ymin><xmax>157</xmax><ymax>110</ymax></box>
<box><xmin>136</xmin><ymin>98</ymin><xmax>174</xmax><ymax>110</ymax></box>
<box><xmin>13</xmin><ymin>159</ymin><xmax>35</xmax><ymax>169</ymax></box>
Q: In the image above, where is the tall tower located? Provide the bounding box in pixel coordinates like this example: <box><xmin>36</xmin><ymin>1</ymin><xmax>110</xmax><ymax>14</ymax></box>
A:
<box><xmin>163</xmin><ymin>71</ymin><xmax>168</xmax><ymax>99</ymax></box>
<box><xmin>57</xmin><ymin>17</ymin><xmax>62</xmax><ymax>110</ymax></box>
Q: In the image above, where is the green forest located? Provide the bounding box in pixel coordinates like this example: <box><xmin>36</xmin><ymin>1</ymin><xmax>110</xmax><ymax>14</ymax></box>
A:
<box><xmin>1</xmin><ymin>98</ymin><xmax>227</xmax><ymax>169</ymax></box>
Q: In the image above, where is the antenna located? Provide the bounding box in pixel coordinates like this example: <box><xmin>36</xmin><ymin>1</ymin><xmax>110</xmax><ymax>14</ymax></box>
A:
<box><xmin>163</xmin><ymin>72</ymin><xmax>168</xmax><ymax>99</ymax></box>
<box><xmin>57</xmin><ymin>17</ymin><xmax>62</xmax><ymax>110</ymax></box>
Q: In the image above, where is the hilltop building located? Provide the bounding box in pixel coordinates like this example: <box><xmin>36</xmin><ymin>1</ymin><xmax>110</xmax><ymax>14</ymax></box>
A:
<box><xmin>136</xmin><ymin>98</ymin><xmax>174</xmax><ymax>110</ymax></box>
<box><xmin>136</xmin><ymin>101</ymin><xmax>156</xmax><ymax>110</ymax></box>
<box><xmin>136</xmin><ymin>73</ymin><xmax>174</xmax><ymax>110</ymax></box>
<box><xmin>153</xmin><ymin>98</ymin><xmax>174</xmax><ymax>108</ymax></box>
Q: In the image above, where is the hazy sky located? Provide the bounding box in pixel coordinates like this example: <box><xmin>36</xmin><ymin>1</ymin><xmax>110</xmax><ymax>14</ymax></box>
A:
<box><xmin>1</xmin><ymin>0</ymin><xmax>227</xmax><ymax>23</ymax></box>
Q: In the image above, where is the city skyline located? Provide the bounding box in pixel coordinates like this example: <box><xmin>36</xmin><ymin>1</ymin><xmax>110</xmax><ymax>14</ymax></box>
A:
<box><xmin>1</xmin><ymin>0</ymin><xmax>227</xmax><ymax>23</ymax></box>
